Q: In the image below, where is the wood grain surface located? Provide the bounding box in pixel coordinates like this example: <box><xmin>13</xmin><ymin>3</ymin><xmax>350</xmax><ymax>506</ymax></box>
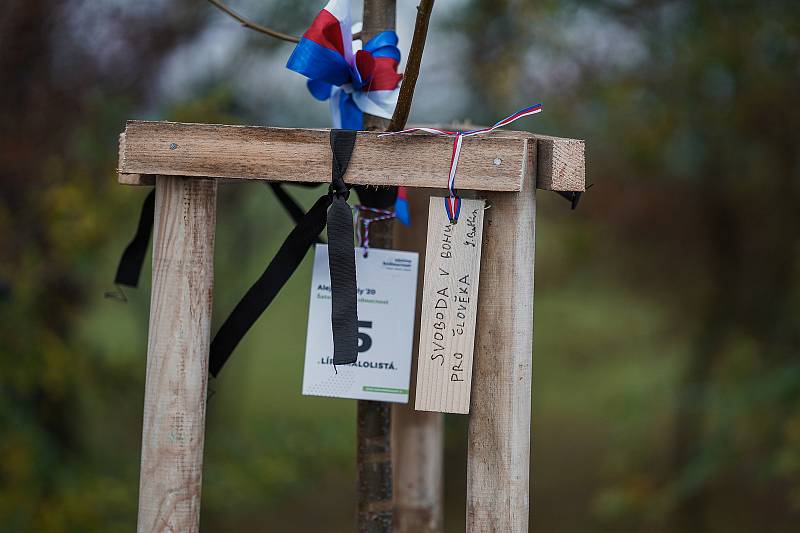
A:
<box><xmin>118</xmin><ymin>122</ymin><xmax>584</xmax><ymax>192</ymax></box>
<box><xmin>137</xmin><ymin>176</ymin><xmax>217</xmax><ymax>533</ymax></box>
<box><xmin>414</xmin><ymin>197</ymin><xmax>485</xmax><ymax>415</ymax></box>
<box><xmin>466</xmin><ymin>147</ymin><xmax>536</xmax><ymax>532</ymax></box>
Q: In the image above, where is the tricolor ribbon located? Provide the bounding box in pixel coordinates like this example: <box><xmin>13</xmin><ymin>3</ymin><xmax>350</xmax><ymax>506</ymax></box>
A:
<box><xmin>394</xmin><ymin>185</ymin><xmax>410</xmax><ymax>226</ymax></box>
<box><xmin>381</xmin><ymin>104</ymin><xmax>544</xmax><ymax>223</ymax></box>
<box><xmin>352</xmin><ymin>205</ymin><xmax>396</xmax><ymax>256</ymax></box>
<box><xmin>286</xmin><ymin>0</ymin><xmax>402</xmax><ymax>131</ymax></box>
<box><xmin>286</xmin><ymin>0</ymin><xmax>410</xmax><ymax>225</ymax></box>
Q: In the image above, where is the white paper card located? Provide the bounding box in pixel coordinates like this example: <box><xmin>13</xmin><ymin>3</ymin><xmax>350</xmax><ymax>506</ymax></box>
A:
<box><xmin>302</xmin><ymin>245</ymin><xmax>419</xmax><ymax>403</ymax></box>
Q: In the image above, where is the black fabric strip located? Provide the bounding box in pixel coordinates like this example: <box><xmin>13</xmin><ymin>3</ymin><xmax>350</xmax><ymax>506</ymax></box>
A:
<box><xmin>199</xmin><ymin>131</ymin><xmax>359</xmax><ymax>376</ymax></box>
<box><xmin>355</xmin><ymin>185</ymin><xmax>397</xmax><ymax>209</ymax></box>
<box><xmin>330</xmin><ymin>129</ymin><xmax>356</xmax><ymax>197</ymax></box>
<box><xmin>327</xmin><ymin>195</ymin><xmax>358</xmax><ymax>365</ymax></box>
<box><xmin>556</xmin><ymin>190</ymin><xmax>583</xmax><ymax>209</ymax></box>
<box><xmin>113</xmin><ymin>188</ymin><xmax>155</xmax><ymax>287</ymax></box>
<box><xmin>269</xmin><ymin>183</ymin><xmax>324</xmax><ymax>244</ymax></box>
<box><xmin>327</xmin><ymin>130</ymin><xmax>359</xmax><ymax>366</ymax></box>
<box><xmin>269</xmin><ymin>183</ymin><xmax>307</xmax><ymax>224</ymax></box>
<box><xmin>209</xmin><ymin>194</ymin><xmax>331</xmax><ymax>377</ymax></box>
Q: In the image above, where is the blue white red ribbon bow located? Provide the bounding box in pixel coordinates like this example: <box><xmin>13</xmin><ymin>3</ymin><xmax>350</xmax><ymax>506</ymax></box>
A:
<box><xmin>381</xmin><ymin>104</ymin><xmax>544</xmax><ymax>223</ymax></box>
<box><xmin>286</xmin><ymin>0</ymin><xmax>410</xmax><ymax>225</ymax></box>
<box><xmin>286</xmin><ymin>0</ymin><xmax>402</xmax><ymax>131</ymax></box>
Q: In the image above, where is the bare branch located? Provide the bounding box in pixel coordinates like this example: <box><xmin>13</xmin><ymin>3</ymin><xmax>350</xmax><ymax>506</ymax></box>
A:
<box><xmin>206</xmin><ymin>0</ymin><xmax>300</xmax><ymax>43</ymax></box>
<box><xmin>206</xmin><ymin>0</ymin><xmax>364</xmax><ymax>44</ymax></box>
<box><xmin>388</xmin><ymin>0</ymin><xmax>435</xmax><ymax>132</ymax></box>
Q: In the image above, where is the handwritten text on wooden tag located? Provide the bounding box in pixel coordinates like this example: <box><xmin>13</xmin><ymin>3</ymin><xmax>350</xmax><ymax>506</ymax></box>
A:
<box><xmin>415</xmin><ymin>197</ymin><xmax>485</xmax><ymax>414</ymax></box>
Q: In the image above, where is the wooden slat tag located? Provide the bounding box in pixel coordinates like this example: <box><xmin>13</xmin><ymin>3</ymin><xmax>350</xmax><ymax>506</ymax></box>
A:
<box><xmin>415</xmin><ymin>197</ymin><xmax>485</xmax><ymax>414</ymax></box>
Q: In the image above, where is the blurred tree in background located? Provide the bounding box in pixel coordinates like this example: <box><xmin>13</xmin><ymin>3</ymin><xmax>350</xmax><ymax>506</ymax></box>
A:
<box><xmin>1</xmin><ymin>0</ymin><xmax>799</xmax><ymax>532</ymax></box>
<box><xmin>1</xmin><ymin>1</ymin><xmax>204</xmax><ymax>530</ymax></box>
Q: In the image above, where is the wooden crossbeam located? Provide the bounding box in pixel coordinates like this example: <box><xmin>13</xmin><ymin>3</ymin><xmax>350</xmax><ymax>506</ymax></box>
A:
<box><xmin>118</xmin><ymin>121</ymin><xmax>584</xmax><ymax>192</ymax></box>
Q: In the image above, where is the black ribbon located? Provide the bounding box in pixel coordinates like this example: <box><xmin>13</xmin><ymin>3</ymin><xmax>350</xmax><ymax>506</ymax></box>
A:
<box><xmin>556</xmin><ymin>190</ymin><xmax>583</xmax><ymax>209</ymax></box>
<box><xmin>208</xmin><ymin>193</ymin><xmax>331</xmax><ymax>376</ymax></box>
<box><xmin>112</xmin><ymin>188</ymin><xmax>155</xmax><ymax>288</ymax></box>
<box><xmin>327</xmin><ymin>129</ymin><xmax>359</xmax><ymax>366</ymax></box>
<box><xmin>208</xmin><ymin>129</ymin><xmax>359</xmax><ymax>375</ymax></box>
<box><xmin>112</xmin><ymin>131</ymin><xmax>363</xmax><ymax>376</ymax></box>
<box><xmin>269</xmin><ymin>183</ymin><xmax>325</xmax><ymax>244</ymax></box>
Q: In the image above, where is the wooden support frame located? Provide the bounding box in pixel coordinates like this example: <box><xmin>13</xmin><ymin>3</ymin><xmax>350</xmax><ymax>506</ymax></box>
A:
<box><xmin>118</xmin><ymin>121</ymin><xmax>585</xmax><ymax>193</ymax></box>
<box><xmin>121</xmin><ymin>122</ymin><xmax>585</xmax><ymax>532</ymax></box>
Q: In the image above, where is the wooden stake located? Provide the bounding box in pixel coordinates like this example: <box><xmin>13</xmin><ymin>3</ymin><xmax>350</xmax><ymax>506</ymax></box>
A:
<box><xmin>392</xmin><ymin>188</ymin><xmax>444</xmax><ymax>532</ymax></box>
<box><xmin>467</xmin><ymin>145</ymin><xmax>536</xmax><ymax>532</ymax></box>
<box><xmin>137</xmin><ymin>176</ymin><xmax>217</xmax><ymax>533</ymax></box>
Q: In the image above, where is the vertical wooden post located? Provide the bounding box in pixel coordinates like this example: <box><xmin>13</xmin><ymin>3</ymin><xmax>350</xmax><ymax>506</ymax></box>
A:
<box><xmin>392</xmin><ymin>188</ymin><xmax>444</xmax><ymax>532</ymax></box>
<box><xmin>137</xmin><ymin>176</ymin><xmax>217</xmax><ymax>533</ymax></box>
<box><xmin>467</xmin><ymin>144</ymin><xmax>536</xmax><ymax>532</ymax></box>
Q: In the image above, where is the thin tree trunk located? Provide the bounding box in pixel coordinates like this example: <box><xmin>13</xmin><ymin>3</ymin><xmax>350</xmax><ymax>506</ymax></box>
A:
<box><xmin>357</xmin><ymin>3</ymin><xmax>397</xmax><ymax>532</ymax></box>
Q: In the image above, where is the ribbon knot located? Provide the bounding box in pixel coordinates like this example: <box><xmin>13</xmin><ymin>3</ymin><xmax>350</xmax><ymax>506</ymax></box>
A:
<box><xmin>330</xmin><ymin>128</ymin><xmax>356</xmax><ymax>198</ymax></box>
<box><xmin>286</xmin><ymin>0</ymin><xmax>402</xmax><ymax>130</ymax></box>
